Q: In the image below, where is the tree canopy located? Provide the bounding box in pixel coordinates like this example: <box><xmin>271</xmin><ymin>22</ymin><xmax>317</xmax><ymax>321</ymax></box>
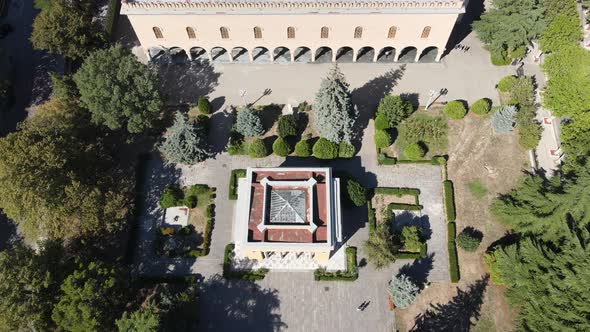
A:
<box><xmin>235</xmin><ymin>107</ymin><xmax>265</xmax><ymax>138</ymax></box>
<box><xmin>0</xmin><ymin>98</ymin><xmax>132</xmax><ymax>241</ymax></box>
<box><xmin>74</xmin><ymin>45</ymin><xmax>162</xmax><ymax>133</ymax></box>
<box><xmin>159</xmin><ymin>112</ymin><xmax>211</xmax><ymax>164</ymax></box>
<box><xmin>52</xmin><ymin>261</ymin><xmax>128</xmax><ymax>332</ymax></box>
<box><xmin>539</xmin><ymin>13</ymin><xmax>582</xmax><ymax>53</ymax></box>
<box><xmin>313</xmin><ymin>64</ymin><xmax>357</xmax><ymax>143</ymax></box>
<box><xmin>472</xmin><ymin>0</ymin><xmax>545</xmax><ymax>53</ymax></box>
<box><xmin>31</xmin><ymin>0</ymin><xmax>104</xmax><ymax>59</ymax></box>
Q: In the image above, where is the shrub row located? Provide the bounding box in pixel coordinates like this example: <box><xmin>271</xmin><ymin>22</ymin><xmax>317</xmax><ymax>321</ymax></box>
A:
<box><xmin>378</xmin><ymin>154</ymin><xmax>447</xmax><ymax>166</ymax></box>
<box><xmin>448</xmin><ymin>222</ymin><xmax>460</xmax><ymax>282</ymax></box>
<box><xmin>394</xmin><ymin>243</ymin><xmax>427</xmax><ymax>259</ymax></box>
<box><xmin>443</xmin><ymin>180</ymin><xmax>456</xmax><ymax>222</ymax></box>
<box><xmin>388</xmin><ymin>203</ymin><xmax>423</xmax><ymax>211</ymax></box>
<box><xmin>222</xmin><ymin>244</ymin><xmax>269</xmax><ymax>281</ymax></box>
<box><xmin>186</xmin><ymin>204</ymin><xmax>215</xmax><ymax>257</ymax></box>
<box><xmin>374</xmin><ymin>187</ymin><xmax>421</xmax><ymax>197</ymax></box>
<box><xmin>314</xmin><ymin>247</ymin><xmax>358</xmax><ymax>281</ymax></box>
<box><xmin>228</xmin><ymin>169</ymin><xmax>246</xmax><ymax>200</ymax></box>
<box><xmin>367</xmin><ymin>200</ymin><xmax>376</xmax><ymax>234</ymax></box>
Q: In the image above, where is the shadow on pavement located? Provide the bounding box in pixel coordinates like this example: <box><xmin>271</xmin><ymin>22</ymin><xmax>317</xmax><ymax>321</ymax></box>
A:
<box><xmin>397</xmin><ymin>253</ymin><xmax>434</xmax><ymax>290</ymax></box>
<box><xmin>155</xmin><ymin>61</ymin><xmax>221</xmax><ymax>106</ymax></box>
<box><xmin>198</xmin><ymin>274</ymin><xmax>286</xmax><ymax>332</ymax></box>
<box><xmin>410</xmin><ymin>275</ymin><xmax>489</xmax><ymax>332</ymax></box>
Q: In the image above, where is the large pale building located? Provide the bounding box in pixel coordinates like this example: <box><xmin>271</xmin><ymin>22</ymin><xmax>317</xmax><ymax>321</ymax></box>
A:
<box><xmin>120</xmin><ymin>0</ymin><xmax>466</xmax><ymax>64</ymax></box>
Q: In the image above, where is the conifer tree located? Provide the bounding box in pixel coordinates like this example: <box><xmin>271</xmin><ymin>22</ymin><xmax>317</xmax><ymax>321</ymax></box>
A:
<box><xmin>313</xmin><ymin>64</ymin><xmax>357</xmax><ymax>143</ymax></box>
<box><xmin>387</xmin><ymin>274</ymin><xmax>419</xmax><ymax>309</ymax></box>
<box><xmin>159</xmin><ymin>112</ymin><xmax>211</xmax><ymax>164</ymax></box>
<box><xmin>491</xmin><ymin>105</ymin><xmax>517</xmax><ymax>134</ymax></box>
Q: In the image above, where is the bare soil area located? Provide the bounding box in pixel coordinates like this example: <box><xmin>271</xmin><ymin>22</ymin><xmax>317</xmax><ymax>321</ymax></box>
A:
<box><xmin>395</xmin><ymin>113</ymin><xmax>526</xmax><ymax>332</ymax></box>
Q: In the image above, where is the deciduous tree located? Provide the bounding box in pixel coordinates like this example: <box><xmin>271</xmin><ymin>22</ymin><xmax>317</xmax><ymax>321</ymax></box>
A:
<box><xmin>74</xmin><ymin>45</ymin><xmax>162</xmax><ymax>133</ymax></box>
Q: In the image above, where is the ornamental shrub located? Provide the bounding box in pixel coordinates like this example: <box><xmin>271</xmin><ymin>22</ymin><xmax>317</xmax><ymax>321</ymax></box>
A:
<box><xmin>404</xmin><ymin>143</ymin><xmax>426</xmax><ymax>160</ymax></box>
<box><xmin>197</xmin><ymin>96</ymin><xmax>211</xmax><ymax>114</ymax></box>
<box><xmin>272</xmin><ymin>137</ymin><xmax>291</xmax><ymax>156</ymax></box>
<box><xmin>294</xmin><ymin>139</ymin><xmax>312</xmax><ymax>157</ymax></box>
<box><xmin>277</xmin><ymin>114</ymin><xmax>298</xmax><ymax>138</ymax></box>
<box><xmin>497</xmin><ymin>75</ymin><xmax>517</xmax><ymax>92</ymax></box>
<box><xmin>346</xmin><ymin>179</ymin><xmax>367</xmax><ymax>207</ymax></box>
<box><xmin>374</xmin><ymin>113</ymin><xmax>390</xmax><ymax>130</ymax></box>
<box><xmin>338</xmin><ymin>142</ymin><xmax>355</xmax><ymax>158</ymax></box>
<box><xmin>470</xmin><ymin>98</ymin><xmax>491</xmax><ymax>115</ymax></box>
<box><xmin>313</xmin><ymin>138</ymin><xmax>339</xmax><ymax>159</ymax></box>
<box><xmin>491</xmin><ymin>105</ymin><xmax>517</xmax><ymax>134</ymax></box>
<box><xmin>160</xmin><ymin>186</ymin><xmax>183</xmax><ymax>208</ymax></box>
<box><xmin>183</xmin><ymin>195</ymin><xmax>197</xmax><ymax>208</ymax></box>
<box><xmin>457</xmin><ymin>227</ymin><xmax>482</xmax><ymax>252</ymax></box>
<box><xmin>443</xmin><ymin>100</ymin><xmax>467</xmax><ymax>119</ymax></box>
<box><xmin>491</xmin><ymin>49</ymin><xmax>510</xmax><ymax>66</ymax></box>
<box><xmin>387</xmin><ymin>274</ymin><xmax>419</xmax><ymax>309</ymax></box>
<box><xmin>374</xmin><ymin>129</ymin><xmax>392</xmax><ymax>148</ymax></box>
<box><xmin>376</xmin><ymin>95</ymin><xmax>414</xmax><ymax>128</ymax></box>
<box><xmin>401</xmin><ymin>226</ymin><xmax>422</xmax><ymax>252</ymax></box>
<box><xmin>248</xmin><ymin>138</ymin><xmax>269</xmax><ymax>158</ymax></box>
<box><xmin>236</xmin><ymin>107</ymin><xmax>264</xmax><ymax>138</ymax></box>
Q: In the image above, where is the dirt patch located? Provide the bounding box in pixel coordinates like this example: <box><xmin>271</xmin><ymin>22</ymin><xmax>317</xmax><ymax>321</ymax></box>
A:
<box><xmin>372</xmin><ymin>194</ymin><xmax>417</xmax><ymax>224</ymax></box>
<box><xmin>395</xmin><ymin>113</ymin><xmax>525</xmax><ymax>331</ymax></box>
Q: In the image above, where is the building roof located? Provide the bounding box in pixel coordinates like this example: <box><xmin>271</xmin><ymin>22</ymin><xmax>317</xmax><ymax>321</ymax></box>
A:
<box><xmin>269</xmin><ymin>190</ymin><xmax>306</xmax><ymax>224</ymax></box>
<box><xmin>121</xmin><ymin>0</ymin><xmax>465</xmax><ymax>14</ymax></box>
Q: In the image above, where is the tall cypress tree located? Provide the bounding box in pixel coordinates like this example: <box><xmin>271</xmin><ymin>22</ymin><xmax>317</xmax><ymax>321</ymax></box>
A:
<box><xmin>312</xmin><ymin>64</ymin><xmax>357</xmax><ymax>144</ymax></box>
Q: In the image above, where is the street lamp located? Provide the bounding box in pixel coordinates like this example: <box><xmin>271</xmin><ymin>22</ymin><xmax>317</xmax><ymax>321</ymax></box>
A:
<box><xmin>425</xmin><ymin>89</ymin><xmax>438</xmax><ymax>110</ymax></box>
<box><xmin>239</xmin><ymin>89</ymin><xmax>247</xmax><ymax>105</ymax></box>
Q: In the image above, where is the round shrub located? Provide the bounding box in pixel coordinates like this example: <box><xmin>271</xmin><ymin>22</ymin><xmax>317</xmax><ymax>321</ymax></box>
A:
<box><xmin>376</xmin><ymin>95</ymin><xmax>413</xmax><ymax>127</ymax></box>
<box><xmin>248</xmin><ymin>138</ymin><xmax>269</xmax><ymax>158</ymax></box>
<box><xmin>374</xmin><ymin>113</ymin><xmax>390</xmax><ymax>130</ymax></box>
<box><xmin>183</xmin><ymin>195</ymin><xmax>197</xmax><ymax>208</ymax></box>
<box><xmin>277</xmin><ymin>114</ymin><xmax>298</xmax><ymax>138</ymax></box>
<box><xmin>470</xmin><ymin>98</ymin><xmax>491</xmax><ymax>116</ymax></box>
<box><xmin>272</xmin><ymin>137</ymin><xmax>291</xmax><ymax>157</ymax></box>
<box><xmin>197</xmin><ymin>96</ymin><xmax>211</xmax><ymax>114</ymax></box>
<box><xmin>338</xmin><ymin>142</ymin><xmax>355</xmax><ymax>158</ymax></box>
<box><xmin>431</xmin><ymin>155</ymin><xmax>447</xmax><ymax>166</ymax></box>
<box><xmin>497</xmin><ymin>75</ymin><xmax>517</xmax><ymax>92</ymax></box>
<box><xmin>294</xmin><ymin>139</ymin><xmax>311</xmax><ymax>157</ymax></box>
<box><xmin>443</xmin><ymin>101</ymin><xmax>467</xmax><ymax>119</ymax></box>
<box><xmin>374</xmin><ymin>129</ymin><xmax>392</xmax><ymax>148</ymax></box>
<box><xmin>160</xmin><ymin>186</ymin><xmax>183</xmax><ymax>209</ymax></box>
<box><xmin>457</xmin><ymin>229</ymin><xmax>482</xmax><ymax>252</ymax></box>
<box><xmin>404</xmin><ymin>143</ymin><xmax>426</xmax><ymax>160</ymax></box>
<box><xmin>312</xmin><ymin>138</ymin><xmax>338</xmax><ymax>160</ymax></box>
<box><xmin>346</xmin><ymin>179</ymin><xmax>367</xmax><ymax>207</ymax></box>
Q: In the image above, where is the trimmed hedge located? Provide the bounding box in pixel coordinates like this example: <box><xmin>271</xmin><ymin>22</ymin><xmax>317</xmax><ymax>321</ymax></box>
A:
<box><xmin>388</xmin><ymin>203</ymin><xmax>423</xmax><ymax>211</ymax></box>
<box><xmin>431</xmin><ymin>155</ymin><xmax>447</xmax><ymax>166</ymax></box>
<box><xmin>375</xmin><ymin>187</ymin><xmax>420</xmax><ymax>197</ymax></box>
<box><xmin>443</xmin><ymin>100</ymin><xmax>468</xmax><ymax>119</ymax></box>
<box><xmin>396</xmin><ymin>159</ymin><xmax>435</xmax><ymax>165</ymax></box>
<box><xmin>313</xmin><ymin>138</ymin><xmax>339</xmax><ymax>160</ymax></box>
<box><xmin>229</xmin><ymin>169</ymin><xmax>246</xmax><ymax>200</ymax></box>
<box><xmin>223</xmin><ymin>244</ymin><xmax>269</xmax><ymax>280</ymax></box>
<box><xmin>443</xmin><ymin>180</ymin><xmax>456</xmax><ymax>222</ymax></box>
<box><xmin>394</xmin><ymin>243</ymin><xmax>427</xmax><ymax>259</ymax></box>
<box><xmin>378</xmin><ymin>153</ymin><xmax>397</xmax><ymax>165</ymax></box>
<box><xmin>367</xmin><ymin>199</ymin><xmax>376</xmax><ymax>234</ymax></box>
<box><xmin>448</xmin><ymin>222</ymin><xmax>460</xmax><ymax>282</ymax></box>
<box><xmin>314</xmin><ymin>247</ymin><xmax>358</xmax><ymax>281</ymax></box>
<box><xmin>187</xmin><ymin>203</ymin><xmax>215</xmax><ymax>257</ymax></box>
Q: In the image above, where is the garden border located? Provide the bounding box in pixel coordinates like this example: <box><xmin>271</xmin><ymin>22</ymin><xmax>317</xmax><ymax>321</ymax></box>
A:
<box><xmin>222</xmin><ymin>243</ymin><xmax>269</xmax><ymax>281</ymax></box>
<box><xmin>229</xmin><ymin>169</ymin><xmax>246</xmax><ymax>200</ymax></box>
<box><xmin>313</xmin><ymin>247</ymin><xmax>358</xmax><ymax>281</ymax></box>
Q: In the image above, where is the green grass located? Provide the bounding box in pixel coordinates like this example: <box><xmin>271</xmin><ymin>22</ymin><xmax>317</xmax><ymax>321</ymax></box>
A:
<box><xmin>467</xmin><ymin>180</ymin><xmax>488</xmax><ymax>199</ymax></box>
<box><xmin>472</xmin><ymin>317</ymin><xmax>497</xmax><ymax>332</ymax></box>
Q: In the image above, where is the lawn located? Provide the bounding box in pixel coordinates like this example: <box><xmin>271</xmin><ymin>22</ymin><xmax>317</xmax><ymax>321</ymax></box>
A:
<box><xmin>467</xmin><ymin>180</ymin><xmax>488</xmax><ymax>199</ymax></box>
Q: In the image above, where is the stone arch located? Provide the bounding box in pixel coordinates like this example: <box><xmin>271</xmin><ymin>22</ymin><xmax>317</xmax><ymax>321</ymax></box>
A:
<box><xmin>169</xmin><ymin>47</ymin><xmax>189</xmax><ymax>64</ymax></box>
<box><xmin>398</xmin><ymin>46</ymin><xmax>417</xmax><ymax>63</ymax></box>
<box><xmin>252</xmin><ymin>46</ymin><xmax>271</xmax><ymax>63</ymax></box>
<box><xmin>190</xmin><ymin>47</ymin><xmax>209</xmax><ymax>62</ymax></box>
<box><xmin>314</xmin><ymin>46</ymin><xmax>332</xmax><ymax>63</ymax></box>
<box><xmin>336</xmin><ymin>46</ymin><xmax>354</xmax><ymax>62</ymax></box>
<box><xmin>148</xmin><ymin>46</ymin><xmax>167</xmax><ymax>63</ymax></box>
<box><xmin>273</xmin><ymin>47</ymin><xmax>291</xmax><ymax>63</ymax></box>
<box><xmin>294</xmin><ymin>47</ymin><xmax>312</xmax><ymax>63</ymax></box>
<box><xmin>377</xmin><ymin>47</ymin><xmax>396</xmax><ymax>62</ymax></box>
<box><xmin>356</xmin><ymin>47</ymin><xmax>375</xmax><ymax>63</ymax></box>
<box><xmin>211</xmin><ymin>47</ymin><xmax>230</xmax><ymax>63</ymax></box>
<box><xmin>418</xmin><ymin>46</ymin><xmax>439</xmax><ymax>62</ymax></box>
<box><xmin>231</xmin><ymin>47</ymin><xmax>249</xmax><ymax>63</ymax></box>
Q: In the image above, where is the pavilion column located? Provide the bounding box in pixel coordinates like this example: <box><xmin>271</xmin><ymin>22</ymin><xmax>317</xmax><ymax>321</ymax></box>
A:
<box><xmin>435</xmin><ymin>47</ymin><xmax>444</xmax><ymax>62</ymax></box>
<box><xmin>414</xmin><ymin>49</ymin><xmax>422</xmax><ymax>62</ymax></box>
<box><xmin>394</xmin><ymin>50</ymin><xmax>401</xmax><ymax>62</ymax></box>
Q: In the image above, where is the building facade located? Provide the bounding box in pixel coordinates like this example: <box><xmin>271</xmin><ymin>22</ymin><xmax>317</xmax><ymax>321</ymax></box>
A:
<box><xmin>121</xmin><ymin>0</ymin><xmax>466</xmax><ymax>64</ymax></box>
<box><xmin>233</xmin><ymin>167</ymin><xmax>342</xmax><ymax>267</ymax></box>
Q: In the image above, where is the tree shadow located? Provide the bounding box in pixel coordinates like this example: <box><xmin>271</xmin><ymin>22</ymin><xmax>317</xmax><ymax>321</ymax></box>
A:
<box><xmin>208</xmin><ymin>107</ymin><xmax>236</xmax><ymax>155</ymax></box>
<box><xmin>397</xmin><ymin>253</ymin><xmax>434</xmax><ymax>290</ymax></box>
<box><xmin>461</xmin><ymin>226</ymin><xmax>483</xmax><ymax>242</ymax></box>
<box><xmin>258</xmin><ymin>103</ymin><xmax>283</xmax><ymax>132</ymax></box>
<box><xmin>198</xmin><ymin>274</ymin><xmax>286</xmax><ymax>332</ymax></box>
<box><xmin>210</xmin><ymin>96</ymin><xmax>226</xmax><ymax>113</ymax></box>
<box><xmin>154</xmin><ymin>61</ymin><xmax>221</xmax><ymax>106</ymax></box>
<box><xmin>113</xmin><ymin>15</ymin><xmax>140</xmax><ymax>48</ymax></box>
<box><xmin>401</xmin><ymin>92</ymin><xmax>420</xmax><ymax>111</ymax></box>
<box><xmin>392</xmin><ymin>211</ymin><xmax>432</xmax><ymax>240</ymax></box>
<box><xmin>411</xmin><ymin>275</ymin><xmax>490</xmax><ymax>332</ymax></box>
<box><xmin>350</xmin><ymin>66</ymin><xmax>406</xmax><ymax>149</ymax></box>
<box><xmin>443</xmin><ymin>0</ymin><xmax>485</xmax><ymax>57</ymax></box>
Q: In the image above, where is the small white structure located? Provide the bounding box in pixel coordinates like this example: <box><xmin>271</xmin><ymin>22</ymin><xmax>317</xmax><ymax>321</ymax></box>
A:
<box><xmin>163</xmin><ymin>206</ymin><xmax>190</xmax><ymax>227</ymax></box>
